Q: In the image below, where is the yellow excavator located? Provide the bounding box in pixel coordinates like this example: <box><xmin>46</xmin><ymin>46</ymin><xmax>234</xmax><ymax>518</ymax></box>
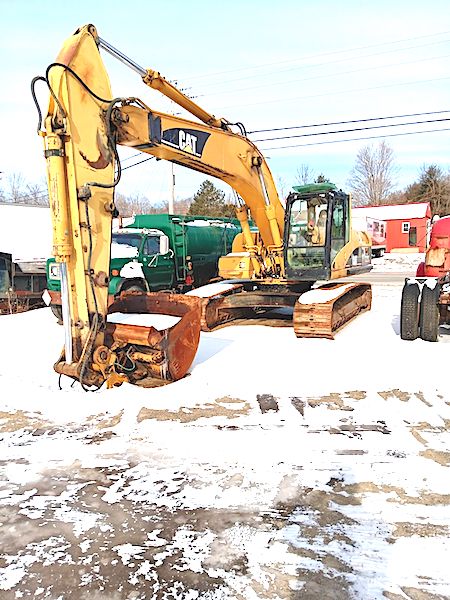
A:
<box><xmin>33</xmin><ymin>24</ymin><xmax>372</xmax><ymax>390</ymax></box>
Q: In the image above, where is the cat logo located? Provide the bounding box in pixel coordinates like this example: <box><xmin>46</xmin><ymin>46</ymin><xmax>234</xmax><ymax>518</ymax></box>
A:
<box><xmin>162</xmin><ymin>128</ymin><xmax>210</xmax><ymax>158</ymax></box>
<box><xmin>178</xmin><ymin>130</ymin><xmax>197</xmax><ymax>155</ymax></box>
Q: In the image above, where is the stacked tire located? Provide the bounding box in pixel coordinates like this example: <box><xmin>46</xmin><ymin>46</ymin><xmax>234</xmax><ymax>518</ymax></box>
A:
<box><xmin>419</xmin><ymin>284</ymin><xmax>440</xmax><ymax>342</ymax></box>
<box><xmin>400</xmin><ymin>281</ymin><xmax>440</xmax><ymax>342</ymax></box>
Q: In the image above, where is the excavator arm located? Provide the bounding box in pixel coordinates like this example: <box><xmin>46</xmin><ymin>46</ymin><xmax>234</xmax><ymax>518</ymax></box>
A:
<box><xmin>41</xmin><ymin>25</ymin><xmax>117</xmax><ymax>386</ymax></box>
<box><xmin>38</xmin><ymin>25</ymin><xmax>215</xmax><ymax>389</ymax></box>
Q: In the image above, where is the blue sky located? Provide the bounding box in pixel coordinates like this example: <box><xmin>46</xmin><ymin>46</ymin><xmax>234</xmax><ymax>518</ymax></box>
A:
<box><xmin>1</xmin><ymin>0</ymin><xmax>449</xmax><ymax>204</ymax></box>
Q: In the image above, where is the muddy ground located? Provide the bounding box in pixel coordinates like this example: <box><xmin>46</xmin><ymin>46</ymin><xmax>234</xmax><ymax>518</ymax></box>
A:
<box><xmin>1</xmin><ymin>386</ymin><xmax>449</xmax><ymax>600</ymax></box>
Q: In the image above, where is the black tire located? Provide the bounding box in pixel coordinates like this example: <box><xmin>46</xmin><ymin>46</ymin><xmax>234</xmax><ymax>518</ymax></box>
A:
<box><xmin>50</xmin><ymin>304</ymin><xmax>63</xmax><ymax>324</ymax></box>
<box><xmin>419</xmin><ymin>284</ymin><xmax>440</xmax><ymax>342</ymax></box>
<box><xmin>122</xmin><ymin>284</ymin><xmax>145</xmax><ymax>293</ymax></box>
<box><xmin>400</xmin><ymin>282</ymin><xmax>420</xmax><ymax>340</ymax></box>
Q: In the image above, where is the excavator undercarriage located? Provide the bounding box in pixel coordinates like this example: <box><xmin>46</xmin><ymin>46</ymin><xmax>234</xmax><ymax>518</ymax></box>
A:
<box><xmin>187</xmin><ymin>280</ymin><xmax>371</xmax><ymax>337</ymax></box>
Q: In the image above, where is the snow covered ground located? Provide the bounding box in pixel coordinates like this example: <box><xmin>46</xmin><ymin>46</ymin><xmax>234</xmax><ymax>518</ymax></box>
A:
<box><xmin>370</xmin><ymin>251</ymin><xmax>425</xmax><ymax>273</ymax></box>
<box><xmin>0</xmin><ymin>253</ymin><xmax>449</xmax><ymax>599</ymax></box>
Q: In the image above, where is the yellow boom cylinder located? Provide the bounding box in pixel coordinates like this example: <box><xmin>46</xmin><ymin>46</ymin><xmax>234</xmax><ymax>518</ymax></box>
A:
<box><xmin>44</xmin><ymin>130</ymin><xmax>72</xmax><ymax>262</ymax></box>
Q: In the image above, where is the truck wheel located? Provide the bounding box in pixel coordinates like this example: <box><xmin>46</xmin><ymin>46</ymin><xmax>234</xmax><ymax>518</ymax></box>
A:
<box><xmin>419</xmin><ymin>284</ymin><xmax>440</xmax><ymax>342</ymax></box>
<box><xmin>50</xmin><ymin>304</ymin><xmax>63</xmax><ymax>324</ymax></box>
<box><xmin>122</xmin><ymin>284</ymin><xmax>145</xmax><ymax>293</ymax></box>
<box><xmin>400</xmin><ymin>282</ymin><xmax>420</xmax><ymax>340</ymax></box>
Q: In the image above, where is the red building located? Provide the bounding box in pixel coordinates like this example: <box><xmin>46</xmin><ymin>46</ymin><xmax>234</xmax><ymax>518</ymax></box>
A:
<box><xmin>353</xmin><ymin>203</ymin><xmax>431</xmax><ymax>252</ymax></box>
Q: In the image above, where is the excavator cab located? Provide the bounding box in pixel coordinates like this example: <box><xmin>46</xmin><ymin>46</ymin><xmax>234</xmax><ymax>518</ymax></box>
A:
<box><xmin>284</xmin><ymin>184</ymin><xmax>372</xmax><ymax>339</ymax></box>
<box><xmin>284</xmin><ymin>184</ymin><xmax>346</xmax><ymax>281</ymax></box>
<box><xmin>284</xmin><ymin>183</ymin><xmax>371</xmax><ymax>283</ymax></box>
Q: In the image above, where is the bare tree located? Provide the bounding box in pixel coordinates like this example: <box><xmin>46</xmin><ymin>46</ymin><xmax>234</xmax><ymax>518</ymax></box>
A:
<box><xmin>416</xmin><ymin>164</ymin><xmax>450</xmax><ymax>217</ymax></box>
<box><xmin>0</xmin><ymin>173</ymin><xmax>49</xmax><ymax>205</ymax></box>
<box><xmin>172</xmin><ymin>197</ymin><xmax>192</xmax><ymax>215</ymax></box>
<box><xmin>348</xmin><ymin>141</ymin><xmax>398</xmax><ymax>206</ymax></box>
<box><xmin>276</xmin><ymin>176</ymin><xmax>288</xmax><ymax>204</ymax></box>
<box><xmin>114</xmin><ymin>191</ymin><xmax>193</xmax><ymax>217</ymax></box>
<box><xmin>296</xmin><ymin>164</ymin><xmax>315</xmax><ymax>186</ymax></box>
<box><xmin>5</xmin><ymin>173</ymin><xmax>26</xmax><ymax>203</ymax></box>
<box><xmin>114</xmin><ymin>192</ymin><xmax>156</xmax><ymax>216</ymax></box>
<box><xmin>25</xmin><ymin>182</ymin><xmax>49</xmax><ymax>206</ymax></box>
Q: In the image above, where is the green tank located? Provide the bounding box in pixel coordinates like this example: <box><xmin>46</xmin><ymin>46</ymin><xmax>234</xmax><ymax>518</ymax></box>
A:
<box><xmin>128</xmin><ymin>214</ymin><xmax>240</xmax><ymax>287</ymax></box>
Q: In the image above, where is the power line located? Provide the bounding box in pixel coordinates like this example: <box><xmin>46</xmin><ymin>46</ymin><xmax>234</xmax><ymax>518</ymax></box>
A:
<box><xmin>121</xmin><ymin>156</ymin><xmax>155</xmax><ymax>170</ymax></box>
<box><xmin>120</xmin><ymin>152</ymin><xmax>143</xmax><ymax>163</ymax></box>
<box><xmin>183</xmin><ymin>30</ymin><xmax>450</xmax><ymax>81</ymax></box>
<box><xmin>252</xmin><ymin>117</ymin><xmax>450</xmax><ymax>143</ymax></box>
<box><xmin>218</xmin><ymin>75</ymin><xmax>450</xmax><ymax>111</ymax></box>
<box><xmin>194</xmin><ymin>47</ymin><xmax>450</xmax><ymax>98</ymax></box>
<box><xmin>248</xmin><ymin>109</ymin><xmax>450</xmax><ymax>134</ymax></box>
<box><xmin>260</xmin><ymin>126</ymin><xmax>450</xmax><ymax>151</ymax></box>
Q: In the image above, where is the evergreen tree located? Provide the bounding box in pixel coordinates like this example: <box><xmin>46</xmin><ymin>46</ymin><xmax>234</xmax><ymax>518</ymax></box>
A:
<box><xmin>188</xmin><ymin>180</ymin><xmax>235</xmax><ymax>217</ymax></box>
<box><xmin>315</xmin><ymin>174</ymin><xmax>330</xmax><ymax>183</ymax></box>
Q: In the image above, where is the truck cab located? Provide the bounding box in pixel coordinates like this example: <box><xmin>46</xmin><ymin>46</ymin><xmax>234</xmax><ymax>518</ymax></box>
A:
<box><xmin>109</xmin><ymin>228</ymin><xmax>173</xmax><ymax>294</ymax></box>
<box><xmin>46</xmin><ymin>228</ymin><xmax>174</xmax><ymax>318</ymax></box>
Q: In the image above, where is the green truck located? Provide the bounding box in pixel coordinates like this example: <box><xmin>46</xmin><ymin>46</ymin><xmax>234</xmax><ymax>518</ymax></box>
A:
<box><xmin>45</xmin><ymin>213</ymin><xmax>241</xmax><ymax>320</ymax></box>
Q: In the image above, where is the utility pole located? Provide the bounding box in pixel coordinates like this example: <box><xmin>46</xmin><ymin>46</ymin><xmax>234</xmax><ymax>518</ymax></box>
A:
<box><xmin>168</xmin><ymin>80</ymin><xmax>178</xmax><ymax>215</ymax></box>
<box><xmin>169</xmin><ymin>163</ymin><xmax>175</xmax><ymax>214</ymax></box>
<box><xmin>166</xmin><ymin>79</ymin><xmax>193</xmax><ymax>215</ymax></box>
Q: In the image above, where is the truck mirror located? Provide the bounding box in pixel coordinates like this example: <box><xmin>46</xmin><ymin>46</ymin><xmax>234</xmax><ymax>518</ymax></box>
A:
<box><xmin>159</xmin><ymin>235</ymin><xmax>170</xmax><ymax>255</ymax></box>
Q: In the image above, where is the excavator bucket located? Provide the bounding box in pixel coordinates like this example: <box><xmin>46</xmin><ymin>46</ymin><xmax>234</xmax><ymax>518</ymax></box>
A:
<box><xmin>53</xmin><ymin>291</ymin><xmax>202</xmax><ymax>389</ymax></box>
<box><xmin>293</xmin><ymin>282</ymin><xmax>372</xmax><ymax>339</ymax></box>
<box><xmin>105</xmin><ymin>292</ymin><xmax>202</xmax><ymax>387</ymax></box>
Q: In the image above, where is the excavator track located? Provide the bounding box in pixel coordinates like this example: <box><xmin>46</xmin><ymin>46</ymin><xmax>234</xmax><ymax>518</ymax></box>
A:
<box><xmin>187</xmin><ymin>281</ymin><xmax>372</xmax><ymax>337</ymax></box>
<box><xmin>293</xmin><ymin>282</ymin><xmax>372</xmax><ymax>339</ymax></box>
<box><xmin>187</xmin><ymin>281</ymin><xmax>305</xmax><ymax>331</ymax></box>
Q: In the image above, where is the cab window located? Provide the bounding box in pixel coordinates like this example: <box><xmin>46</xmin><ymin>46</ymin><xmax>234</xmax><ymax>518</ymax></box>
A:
<box><xmin>288</xmin><ymin>197</ymin><xmax>328</xmax><ymax>248</ymax></box>
<box><xmin>143</xmin><ymin>236</ymin><xmax>160</xmax><ymax>255</ymax></box>
<box><xmin>330</xmin><ymin>198</ymin><xmax>346</xmax><ymax>262</ymax></box>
